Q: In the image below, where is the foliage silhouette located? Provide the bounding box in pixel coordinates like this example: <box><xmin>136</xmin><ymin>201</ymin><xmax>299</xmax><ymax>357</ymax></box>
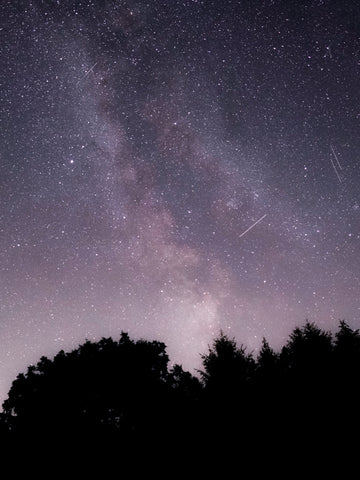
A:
<box><xmin>197</xmin><ymin>330</ymin><xmax>256</xmax><ymax>451</ymax></box>
<box><xmin>2</xmin><ymin>333</ymin><xmax>184</xmax><ymax>455</ymax></box>
<box><xmin>2</xmin><ymin>320</ymin><xmax>360</xmax><ymax>463</ymax></box>
<box><xmin>199</xmin><ymin>330</ymin><xmax>255</xmax><ymax>391</ymax></box>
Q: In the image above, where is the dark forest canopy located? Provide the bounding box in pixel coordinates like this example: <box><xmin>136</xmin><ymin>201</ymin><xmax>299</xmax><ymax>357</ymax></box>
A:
<box><xmin>2</xmin><ymin>320</ymin><xmax>360</xmax><ymax>467</ymax></box>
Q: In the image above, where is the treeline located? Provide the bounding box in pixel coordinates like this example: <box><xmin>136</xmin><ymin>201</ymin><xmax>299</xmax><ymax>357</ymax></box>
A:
<box><xmin>1</xmin><ymin>320</ymin><xmax>360</xmax><ymax>464</ymax></box>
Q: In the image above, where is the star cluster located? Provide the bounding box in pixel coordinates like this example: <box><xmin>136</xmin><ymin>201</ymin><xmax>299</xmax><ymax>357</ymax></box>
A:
<box><xmin>1</xmin><ymin>0</ymin><xmax>359</xmax><ymax>405</ymax></box>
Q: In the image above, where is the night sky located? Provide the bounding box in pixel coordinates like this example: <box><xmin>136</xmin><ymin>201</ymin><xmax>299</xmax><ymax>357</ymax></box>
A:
<box><xmin>1</xmin><ymin>0</ymin><xmax>359</xmax><ymax>406</ymax></box>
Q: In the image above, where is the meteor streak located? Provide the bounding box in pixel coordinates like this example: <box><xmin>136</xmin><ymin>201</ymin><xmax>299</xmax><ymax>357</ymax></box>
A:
<box><xmin>76</xmin><ymin>62</ymin><xmax>97</xmax><ymax>86</ymax></box>
<box><xmin>330</xmin><ymin>144</ymin><xmax>343</xmax><ymax>170</ymax></box>
<box><xmin>329</xmin><ymin>145</ymin><xmax>342</xmax><ymax>184</ymax></box>
<box><xmin>239</xmin><ymin>214</ymin><xmax>267</xmax><ymax>238</ymax></box>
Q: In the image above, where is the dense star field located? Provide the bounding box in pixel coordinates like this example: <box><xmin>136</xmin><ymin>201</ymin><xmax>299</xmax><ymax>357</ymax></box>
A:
<box><xmin>1</xmin><ymin>0</ymin><xmax>359</xmax><ymax>406</ymax></box>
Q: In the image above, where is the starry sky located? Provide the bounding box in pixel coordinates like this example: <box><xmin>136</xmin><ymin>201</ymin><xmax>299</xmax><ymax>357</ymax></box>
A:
<box><xmin>1</xmin><ymin>0</ymin><xmax>359</xmax><ymax>405</ymax></box>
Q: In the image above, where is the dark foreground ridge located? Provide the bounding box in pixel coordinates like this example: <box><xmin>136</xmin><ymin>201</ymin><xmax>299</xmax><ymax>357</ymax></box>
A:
<box><xmin>1</xmin><ymin>320</ymin><xmax>360</xmax><ymax>470</ymax></box>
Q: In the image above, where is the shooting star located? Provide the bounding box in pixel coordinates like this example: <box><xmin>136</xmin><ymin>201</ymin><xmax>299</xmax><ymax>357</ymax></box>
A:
<box><xmin>330</xmin><ymin>144</ymin><xmax>343</xmax><ymax>170</ymax></box>
<box><xmin>330</xmin><ymin>155</ymin><xmax>342</xmax><ymax>183</ymax></box>
<box><xmin>330</xmin><ymin>145</ymin><xmax>343</xmax><ymax>183</ymax></box>
<box><xmin>76</xmin><ymin>62</ymin><xmax>97</xmax><ymax>86</ymax></box>
<box><xmin>239</xmin><ymin>214</ymin><xmax>267</xmax><ymax>239</ymax></box>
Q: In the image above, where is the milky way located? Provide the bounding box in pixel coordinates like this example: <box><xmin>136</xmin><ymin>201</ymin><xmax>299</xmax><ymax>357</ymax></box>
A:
<box><xmin>1</xmin><ymin>0</ymin><xmax>359</xmax><ymax>405</ymax></box>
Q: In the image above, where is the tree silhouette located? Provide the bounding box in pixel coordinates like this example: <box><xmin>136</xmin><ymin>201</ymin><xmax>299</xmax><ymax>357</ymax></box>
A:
<box><xmin>2</xmin><ymin>320</ymin><xmax>360</xmax><ymax>465</ymax></box>
<box><xmin>252</xmin><ymin>338</ymin><xmax>281</xmax><ymax>436</ymax></box>
<box><xmin>256</xmin><ymin>337</ymin><xmax>280</xmax><ymax>388</ymax></box>
<box><xmin>200</xmin><ymin>330</ymin><xmax>255</xmax><ymax>392</ymax></box>
<box><xmin>2</xmin><ymin>332</ymin><xmax>177</xmax><ymax>452</ymax></box>
<box><xmin>331</xmin><ymin>320</ymin><xmax>360</xmax><ymax>439</ymax></box>
<box><xmin>334</xmin><ymin>320</ymin><xmax>360</xmax><ymax>374</ymax></box>
<box><xmin>276</xmin><ymin>322</ymin><xmax>334</xmax><ymax>445</ymax></box>
<box><xmin>198</xmin><ymin>331</ymin><xmax>256</xmax><ymax>451</ymax></box>
<box><xmin>280</xmin><ymin>321</ymin><xmax>333</xmax><ymax>370</ymax></box>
